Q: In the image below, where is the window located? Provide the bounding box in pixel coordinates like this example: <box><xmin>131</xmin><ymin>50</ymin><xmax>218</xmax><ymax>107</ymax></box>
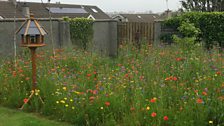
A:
<box><xmin>47</xmin><ymin>7</ymin><xmax>88</xmax><ymax>14</ymax></box>
<box><xmin>0</xmin><ymin>16</ymin><xmax>4</xmax><ymax>19</ymax></box>
<box><xmin>91</xmin><ymin>8</ymin><xmax>98</xmax><ymax>13</ymax></box>
<box><xmin>137</xmin><ymin>15</ymin><xmax>142</xmax><ymax>19</ymax></box>
<box><xmin>87</xmin><ymin>15</ymin><xmax>95</xmax><ymax>20</ymax></box>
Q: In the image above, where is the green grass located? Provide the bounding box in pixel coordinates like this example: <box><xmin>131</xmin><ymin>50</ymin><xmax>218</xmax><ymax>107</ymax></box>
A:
<box><xmin>0</xmin><ymin>107</ymin><xmax>72</xmax><ymax>126</ymax></box>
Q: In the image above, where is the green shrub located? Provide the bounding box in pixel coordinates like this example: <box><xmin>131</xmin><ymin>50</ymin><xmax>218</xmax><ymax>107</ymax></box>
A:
<box><xmin>173</xmin><ymin>21</ymin><xmax>201</xmax><ymax>51</ymax></box>
<box><xmin>164</xmin><ymin>12</ymin><xmax>224</xmax><ymax>49</ymax></box>
<box><xmin>160</xmin><ymin>33</ymin><xmax>174</xmax><ymax>44</ymax></box>
<box><xmin>64</xmin><ymin>17</ymin><xmax>94</xmax><ymax>50</ymax></box>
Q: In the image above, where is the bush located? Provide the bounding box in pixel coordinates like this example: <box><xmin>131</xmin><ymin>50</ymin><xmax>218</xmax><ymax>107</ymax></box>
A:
<box><xmin>173</xmin><ymin>21</ymin><xmax>201</xmax><ymax>51</ymax></box>
<box><xmin>164</xmin><ymin>12</ymin><xmax>224</xmax><ymax>49</ymax></box>
<box><xmin>64</xmin><ymin>17</ymin><xmax>94</xmax><ymax>50</ymax></box>
<box><xmin>160</xmin><ymin>33</ymin><xmax>173</xmax><ymax>45</ymax></box>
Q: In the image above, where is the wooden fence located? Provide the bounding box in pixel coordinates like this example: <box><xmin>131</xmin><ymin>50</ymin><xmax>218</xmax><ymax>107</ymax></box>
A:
<box><xmin>118</xmin><ymin>22</ymin><xmax>154</xmax><ymax>45</ymax></box>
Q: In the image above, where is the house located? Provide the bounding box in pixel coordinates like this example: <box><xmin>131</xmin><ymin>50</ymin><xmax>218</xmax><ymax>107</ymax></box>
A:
<box><xmin>0</xmin><ymin>0</ymin><xmax>111</xmax><ymax>20</ymax></box>
<box><xmin>112</xmin><ymin>14</ymin><xmax>159</xmax><ymax>23</ymax></box>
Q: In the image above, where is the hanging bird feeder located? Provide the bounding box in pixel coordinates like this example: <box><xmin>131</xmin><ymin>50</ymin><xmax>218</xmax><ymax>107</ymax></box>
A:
<box><xmin>16</xmin><ymin>13</ymin><xmax>47</xmax><ymax>109</ymax></box>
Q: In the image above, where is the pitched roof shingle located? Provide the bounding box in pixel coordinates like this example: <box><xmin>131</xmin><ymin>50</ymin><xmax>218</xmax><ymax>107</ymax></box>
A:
<box><xmin>0</xmin><ymin>1</ymin><xmax>110</xmax><ymax>19</ymax></box>
<box><xmin>119</xmin><ymin>14</ymin><xmax>159</xmax><ymax>22</ymax></box>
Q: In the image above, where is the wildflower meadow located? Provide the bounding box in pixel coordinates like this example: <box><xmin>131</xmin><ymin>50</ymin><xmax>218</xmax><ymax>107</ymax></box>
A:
<box><xmin>0</xmin><ymin>44</ymin><xmax>223</xmax><ymax>126</ymax></box>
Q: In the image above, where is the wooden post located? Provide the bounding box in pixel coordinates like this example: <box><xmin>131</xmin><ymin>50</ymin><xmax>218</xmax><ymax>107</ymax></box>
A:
<box><xmin>30</xmin><ymin>47</ymin><xmax>37</xmax><ymax>90</ymax></box>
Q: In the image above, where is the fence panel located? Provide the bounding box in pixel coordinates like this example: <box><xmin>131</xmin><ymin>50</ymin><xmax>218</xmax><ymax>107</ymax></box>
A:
<box><xmin>118</xmin><ymin>22</ymin><xmax>154</xmax><ymax>45</ymax></box>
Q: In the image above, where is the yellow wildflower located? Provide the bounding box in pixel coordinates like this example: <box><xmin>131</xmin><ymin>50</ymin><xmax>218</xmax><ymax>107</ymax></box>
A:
<box><xmin>35</xmin><ymin>89</ymin><xmax>40</xmax><ymax>96</ymax></box>
<box><xmin>74</xmin><ymin>91</ymin><xmax>81</xmax><ymax>95</ymax></box>
<box><xmin>209</xmin><ymin>121</ymin><xmax>213</xmax><ymax>124</ymax></box>
<box><xmin>62</xmin><ymin>87</ymin><xmax>67</xmax><ymax>91</ymax></box>
<box><xmin>60</xmin><ymin>100</ymin><xmax>65</xmax><ymax>104</ymax></box>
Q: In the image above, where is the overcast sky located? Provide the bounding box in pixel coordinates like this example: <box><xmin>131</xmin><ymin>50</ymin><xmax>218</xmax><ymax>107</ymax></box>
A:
<box><xmin>20</xmin><ymin>0</ymin><xmax>181</xmax><ymax>13</ymax></box>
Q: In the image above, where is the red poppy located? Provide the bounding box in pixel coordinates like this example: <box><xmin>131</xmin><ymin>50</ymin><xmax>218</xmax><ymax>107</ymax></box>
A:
<box><xmin>125</xmin><ymin>74</ymin><xmax>129</xmax><ymax>78</ymax></box>
<box><xmin>105</xmin><ymin>101</ymin><xmax>110</xmax><ymax>107</ymax></box>
<box><xmin>176</xmin><ymin>57</ymin><xmax>184</xmax><ymax>61</ymax></box>
<box><xmin>202</xmin><ymin>91</ymin><xmax>207</xmax><ymax>96</ymax></box>
<box><xmin>93</xmin><ymin>90</ymin><xmax>98</xmax><ymax>95</ymax></box>
<box><xmin>150</xmin><ymin>98</ymin><xmax>156</xmax><ymax>103</ymax></box>
<box><xmin>87</xmin><ymin>74</ymin><xmax>91</xmax><ymax>77</ymax></box>
<box><xmin>165</xmin><ymin>76</ymin><xmax>173</xmax><ymax>81</ymax></box>
<box><xmin>196</xmin><ymin>98</ymin><xmax>203</xmax><ymax>104</ymax></box>
<box><xmin>173</xmin><ymin>77</ymin><xmax>178</xmax><ymax>81</ymax></box>
<box><xmin>151</xmin><ymin>112</ymin><xmax>157</xmax><ymax>117</ymax></box>
<box><xmin>163</xmin><ymin>116</ymin><xmax>169</xmax><ymax>121</ymax></box>
<box><xmin>23</xmin><ymin>98</ymin><xmax>28</xmax><ymax>104</ymax></box>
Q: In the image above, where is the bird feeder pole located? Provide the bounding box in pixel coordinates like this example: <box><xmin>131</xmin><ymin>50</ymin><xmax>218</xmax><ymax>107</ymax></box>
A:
<box><xmin>31</xmin><ymin>47</ymin><xmax>37</xmax><ymax>90</ymax></box>
<box><xmin>16</xmin><ymin>13</ymin><xmax>47</xmax><ymax>110</ymax></box>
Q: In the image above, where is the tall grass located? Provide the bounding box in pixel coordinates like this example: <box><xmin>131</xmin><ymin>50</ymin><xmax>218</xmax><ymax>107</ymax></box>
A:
<box><xmin>0</xmin><ymin>44</ymin><xmax>223</xmax><ymax>126</ymax></box>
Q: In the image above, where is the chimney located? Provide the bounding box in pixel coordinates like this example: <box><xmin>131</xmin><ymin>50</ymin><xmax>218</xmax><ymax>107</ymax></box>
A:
<box><xmin>22</xmin><ymin>3</ymin><xmax>30</xmax><ymax>18</ymax></box>
<box><xmin>9</xmin><ymin>0</ymin><xmax>17</xmax><ymax>6</ymax></box>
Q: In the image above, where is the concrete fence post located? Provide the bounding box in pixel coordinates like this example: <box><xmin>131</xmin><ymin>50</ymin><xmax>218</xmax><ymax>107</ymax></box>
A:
<box><xmin>93</xmin><ymin>20</ymin><xmax>118</xmax><ymax>57</ymax></box>
<box><xmin>59</xmin><ymin>21</ymin><xmax>72</xmax><ymax>48</ymax></box>
<box><xmin>154</xmin><ymin>20</ymin><xmax>163</xmax><ymax>45</ymax></box>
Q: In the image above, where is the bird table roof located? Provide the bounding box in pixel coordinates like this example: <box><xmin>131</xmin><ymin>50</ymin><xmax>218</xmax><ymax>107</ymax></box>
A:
<box><xmin>16</xmin><ymin>15</ymin><xmax>47</xmax><ymax>36</ymax></box>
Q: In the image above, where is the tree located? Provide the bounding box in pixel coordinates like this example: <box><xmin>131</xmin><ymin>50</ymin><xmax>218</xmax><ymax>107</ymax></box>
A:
<box><xmin>180</xmin><ymin>0</ymin><xmax>224</xmax><ymax>11</ymax></box>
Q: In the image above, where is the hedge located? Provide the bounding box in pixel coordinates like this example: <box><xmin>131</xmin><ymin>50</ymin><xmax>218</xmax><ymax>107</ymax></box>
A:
<box><xmin>164</xmin><ymin>12</ymin><xmax>224</xmax><ymax>49</ymax></box>
<box><xmin>64</xmin><ymin>17</ymin><xmax>94</xmax><ymax>50</ymax></box>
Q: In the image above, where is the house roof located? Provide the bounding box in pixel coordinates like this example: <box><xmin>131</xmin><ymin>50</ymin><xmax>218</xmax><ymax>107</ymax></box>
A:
<box><xmin>116</xmin><ymin>14</ymin><xmax>159</xmax><ymax>22</ymax></box>
<box><xmin>0</xmin><ymin>1</ymin><xmax>111</xmax><ymax>19</ymax></box>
